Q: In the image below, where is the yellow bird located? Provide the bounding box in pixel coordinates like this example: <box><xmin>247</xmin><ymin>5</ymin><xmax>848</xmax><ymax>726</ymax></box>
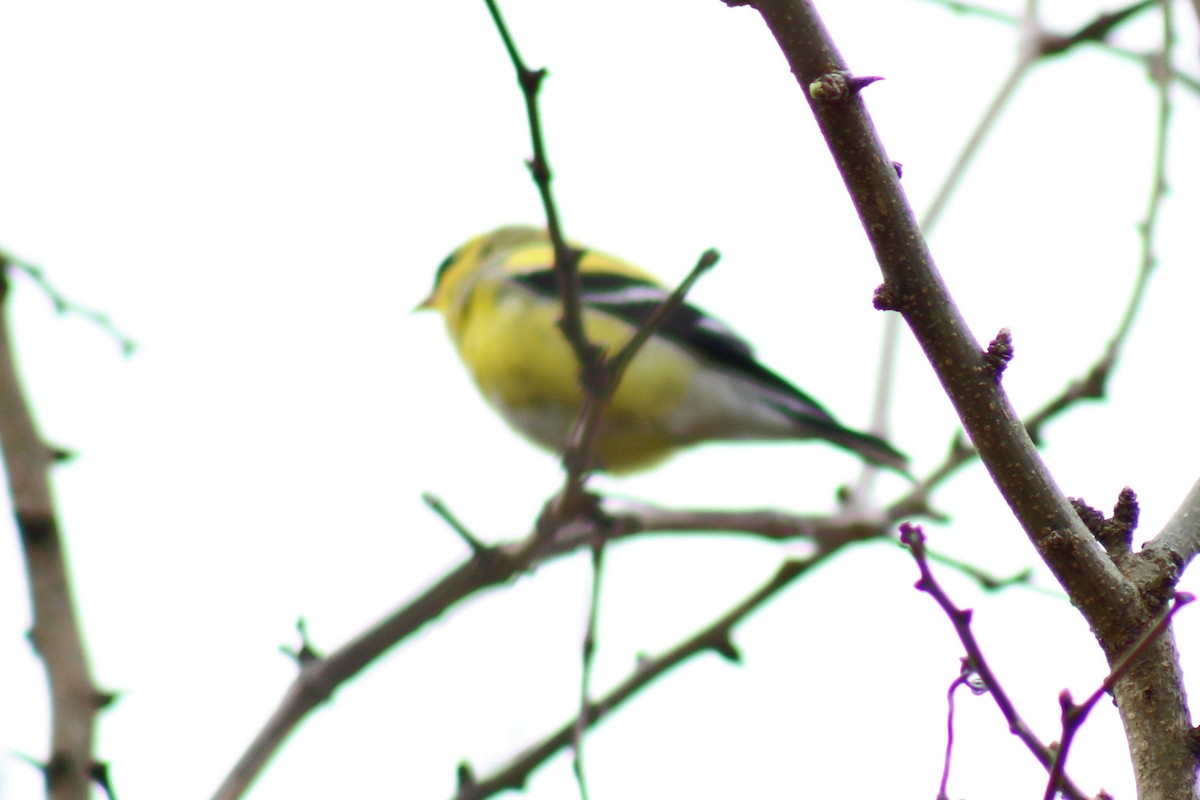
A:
<box><xmin>421</xmin><ymin>226</ymin><xmax>906</xmax><ymax>475</ymax></box>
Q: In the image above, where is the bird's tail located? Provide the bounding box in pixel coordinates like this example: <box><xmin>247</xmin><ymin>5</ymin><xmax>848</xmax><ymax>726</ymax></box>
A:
<box><xmin>814</xmin><ymin>421</ymin><xmax>909</xmax><ymax>474</ymax></box>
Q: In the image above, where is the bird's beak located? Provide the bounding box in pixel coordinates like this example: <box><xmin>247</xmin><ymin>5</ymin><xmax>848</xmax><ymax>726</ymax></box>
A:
<box><xmin>413</xmin><ymin>293</ymin><xmax>436</xmax><ymax>313</ymax></box>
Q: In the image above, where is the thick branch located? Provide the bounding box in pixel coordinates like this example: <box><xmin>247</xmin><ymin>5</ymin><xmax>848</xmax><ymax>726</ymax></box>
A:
<box><xmin>1143</xmin><ymin>478</ymin><xmax>1200</xmax><ymax>580</ymax></box>
<box><xmin>0</xmin><ymin>265</ymin><xmax>103</xmax><ymax>800</ymax></box>
<box><xmin>750</xmin><ymin>0</ymin><xmax>1134</xmax><ymax>635</ymax></box>
<box><xmin>743</xmin><ymin>1</ymin><xmax>1193</xmax><ymax>796</ymax></box>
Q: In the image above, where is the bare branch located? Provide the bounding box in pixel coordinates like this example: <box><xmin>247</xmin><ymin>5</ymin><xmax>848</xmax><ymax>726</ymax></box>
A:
<box><xmin>736</xmin><ymin>2</ymin><xmax>1194</xmax><ymax>794</ymax></box>
<box><xmin>0</xmin><ymin>260</ymin><xmax>105</xmax><ymax>799</ymax></box>
<box><xmin>571</xmin><ymin>533</ymin><xmax>605</xmax><ymax>800</ymax></box>
<box><xmin>451</xmin><ymin>552</ymin><xmax>835</xmax><ymax>800</ymax></box>
<box><xmin>1143</xmin><ymin>478</ymin><xmax>1200</xmax><ymax>580</ymax></box>
<box><xmin>900</xmin><ymin>524</ymin><xmax>1092</xmax><ymax>800</ymax></box>
<box><xmin>1044</xmin><ymin>593</ymin><xmax>1195</xmax><ymax>800</ymax></box>
<box><xmin>939</xmin><ymin>663</ymin><xmax>986</xmax><ymax>800</ymax></box>
<box><xmin>422</xmin><ymin>493</ymin><xmax>489</xmax><ymax>556</ymax></box>
<box><xmin>2</xmin><ymin>251</ymin><xmax>137</xmax><ymax>356</ymax></box>
<box><xmin>920</xmin><ymin>0</ymin><xmax>1200</xmax><ymax>93</ymax></box>
<box><xmin>481</xmin><ymin>0</ymin><xmax>595</xmax><ymax>388</ymax></box>
<box><xmin>554</xmin><ymin>248</ymin><xmax>719</xmax><ymax>506</ymax></box>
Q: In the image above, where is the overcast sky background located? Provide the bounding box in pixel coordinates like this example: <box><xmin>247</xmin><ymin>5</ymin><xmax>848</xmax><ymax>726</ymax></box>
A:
<box><xmin>0</xmin><ymin>1</ymin><xmax>1197</xmax><ymax>798</ymax></box>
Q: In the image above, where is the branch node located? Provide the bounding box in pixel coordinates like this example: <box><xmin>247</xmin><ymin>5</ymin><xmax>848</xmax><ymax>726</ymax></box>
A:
<box><xmin>872</xmin><ymin>282</ymin><xmax>899</xmax><ymax>311</ymax></box>
<box><xmin>1069</xmin><ymin>497</ymin><xmax>1107</xmax><ymax>537</ymax></box>
<box><xmin>1038</xmin><ymin>529</ymin><xmax>1071</xmax><ymax>553</ymax></box>
<box><xmin>982</xmin><ymin>327</ymin><xmax>1013</xmax><ymax>381</ymax></box>
<box><xmin>808</xmin><ymin>71</ymin><xmax>850</xmax><ymax>103</ymax></box>
<box><xmin>712</xmin><ymin>634</ymin><xmax>742</xmax><ymax>664</ymax></box>
<box><xmin>280</xmin><ymin>618</ymin><xmax>323</xmax><ymax>666</ymax></box>
<box><xmin>94</xmin><ymin>689</ymin><xmax>120</xmax><ymax>710</ymax></box>
<box><xmin>1110</xmin><ymin>487</ymin><xmax>1140</xmax><ymax>539</ymax></box>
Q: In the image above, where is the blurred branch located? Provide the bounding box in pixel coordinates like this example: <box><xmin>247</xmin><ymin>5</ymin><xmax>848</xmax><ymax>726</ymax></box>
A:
<box><xmin>0</xmin><ymin>259</ymin><xmax>106</xmax><ymax>799</ymax></box>
<box><xmin>550</xmin><ymin>249</ymin><xmax>719</xmax><ymax>520</ymax></box>
<box><xmin>869</xmin><ymin>0</ymin><xmax>1182</xmax><ymax>502</ymax></box>
<box><xmin>452</xmin><ymin>550</ymin><xmax>836</xmax><ymax>800</ymax></box>
<box><xmin>743</xmin><ymin>0</ymin><xmax>1194</xmax><ymax>796</ymax></box>
<box><xmin>210</xmin><ymin>382</ymin><xmax>1069</xmax><ymax>800</ymax></box>
<box><xmin>900</xmin><ymin>524</ymin><xmax>1091</xmax><ymax>800</ymax></box>
<box><xmin>3</xmin><ymin>251</ymin><xmax>137</xmax><ymax>355</ymax></box>
<box><xmin>571</xmin><ymin>532</ymin><xmax>604</xmax><ymax>800</ymax></box>
<box><xmin>485</xmin><ymin>0</ymin><xmax>721</xmax><ymax>522</ymax></box>
<box><xmin>481</xmin><ymin>0</ymin><xmax>594</xmax><ymax>388</ymax></box>
<box><xmin>1034</xmin><ymin>0</ymin><xmax>1176</xmax><ymax>436</ymax></box>
<box><xmin>920</xmin><ymin>0</ymin><xmax>1200</xmax><ymax>93</ymax></box>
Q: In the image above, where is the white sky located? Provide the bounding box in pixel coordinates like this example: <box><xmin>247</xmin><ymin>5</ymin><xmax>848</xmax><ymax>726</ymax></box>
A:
<box><xmin>0</xmin><ymin>1</ymin><xmax>1197</xmax><ymax>799</ymax></box>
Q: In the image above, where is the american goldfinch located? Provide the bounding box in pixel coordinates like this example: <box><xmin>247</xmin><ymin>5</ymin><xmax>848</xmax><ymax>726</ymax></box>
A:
<box><xmin>421</xmin><ymin>225</ymin><xmax>906</xmax><ymax>475</ymax></box>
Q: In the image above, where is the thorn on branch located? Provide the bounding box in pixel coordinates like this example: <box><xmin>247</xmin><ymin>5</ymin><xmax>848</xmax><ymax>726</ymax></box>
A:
<box><xmin>524</xmin><ymin>156</ymin><xmax>551</xmax><ymax>186</ymax></box>
<box><xmin>457</xmin><ymin>761</ymin><xmax>477</xmax><ymax>790</ymax></box>
<box><xmin>423</xmin><ymin>493</ymin><xmax>490</xmax><ymax>557</ymax></box>
<box><xmin>280</xmin><ymin>618</ymin><xmax>323</xmax><ymax>666</ymax></box>
<box><xmin>49</xmin><ymin>444</ymin><xmax>77</xmax><ymax>463</ymax></box>
<box><xmin>809</xmin><ymin>72</ymin><xmax>883</xmax><ymax>103</ymax></box>
<box><xmin>849</xmin><ymin>75</ymin><xmax>884</xmax><ymax>92</ymax></box>
<box><xmin>94</xmin><ymin>689</ymin><xmax>120</xmax><ymax>710</ymax></box>
<box><xmin>712</xmin><ymin>634</ymin><xmax>742</xmax><ymax>664</ymax></box>
<box><xmin>1187</xmin><ymin>726</ymin><xmax>1200</xmax><ymax>756</ymax></box>
<box><xmin>91</xmin><ymin>761</ymin><xmax>117</xmax><ymax>800</ymax></box>
<box><xmin>983</xmin><ymin>328</ymin><xmax>1014</xmax><ymax>380</ymax></box>
<box><xmin>519</xmin><ymin>66</ymin><xmax>546</xmax><ymax>97</ymax></box>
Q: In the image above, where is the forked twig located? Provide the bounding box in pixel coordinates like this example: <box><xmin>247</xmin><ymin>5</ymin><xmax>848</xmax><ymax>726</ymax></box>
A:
<box><xmin>1043</xmin><ymin>593</ymin><xmax>1194</xmax><ymax>800</ymax></box>
<box><xmin>900</xmin><ymin>523</ymin><xmax>1090</xmax><ymax>800</ymax></box>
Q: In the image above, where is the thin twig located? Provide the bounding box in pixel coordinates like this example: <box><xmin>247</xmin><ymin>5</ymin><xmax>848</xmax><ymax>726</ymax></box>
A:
<box><xmin>1043</xmin><ymin>592</ymin><xmax>1195</xmax><ymax>800</ymax></box>
<box><xmin>919</xmin><ymin>0</ymin><xmax>1199</xmax><ymax>93</ymax></box>
<box><xmin>899</xmin><ymin>523</ymin><xmax>1091</xmax><ymax>800</ymax></box>
<box><xmin>480</xmin><ymin>0</ymin><xmax>594</xmax><ymax>387</ymax></box>
<box><xmin>450</xmin><ymin>551</ymin><xmax>837</xmax><ymax>800</ymax></box>
<box><xmin>423</xmin><ymin>493</ymin><xmax>489</xmax><ymax>556</ymax></box>
<box><xmin>556</xmin><ymin>248</ymin><xmax>719</xmax><ymax>511</ymax></box>
<box><xmin>939</xmin><ymin>662</ymin><xmax>984</xmax><ymax>800</ymax></box>
<box><xmin>572</xmin><ymin>533</ymin><xmax>606</xmax><ymax>800</ymax></box>
<box><xmin>3</xmin><ymin>252</ymin><xmax>137</xmax><ymax>355</ymax></box>
<box><xmin>859</xmin><ymin>1</ymin><xmax>1033</xmax><ymax>504</ymax></box>
<box><xmin>484</xmin><ymin>0</ymin><xmax>719</xmax><ymax>523</ymax></box>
